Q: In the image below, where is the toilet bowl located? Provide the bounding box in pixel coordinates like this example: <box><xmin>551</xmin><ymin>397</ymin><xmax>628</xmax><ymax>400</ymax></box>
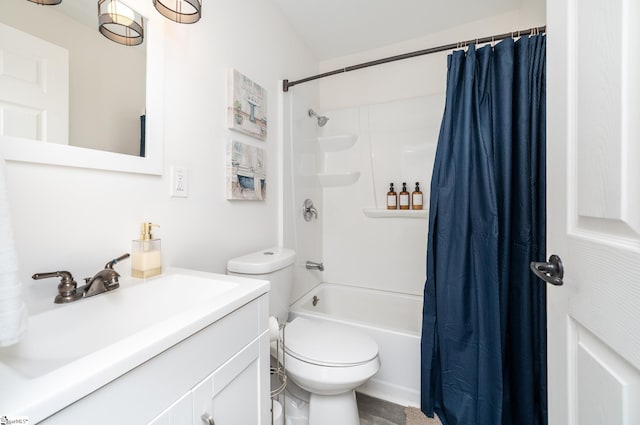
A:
<box><xmin>283</xmin><ymin>317</ymin><xmax>380</xmax><ymax>425</ymax></box>
<box><xmin>227</xmin><ymin>248</ymin><xmax>380</xmax><ymax>425</ymax></box>
<box><xmin>284</xmin><ymin>317</ymin><xmax>380</xmax><ymax>395</ymax></box>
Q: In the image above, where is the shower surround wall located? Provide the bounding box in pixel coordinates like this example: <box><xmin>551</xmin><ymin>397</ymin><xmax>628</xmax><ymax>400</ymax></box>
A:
<box><xmin>283</xmin><ymin>92</ymin><xmax>439</xmax><ymax>300</ymax></box>
<box><xmin>320</xmin><ymin>97</ymin><xmax>441</xmax><ymax>296</ymax></box>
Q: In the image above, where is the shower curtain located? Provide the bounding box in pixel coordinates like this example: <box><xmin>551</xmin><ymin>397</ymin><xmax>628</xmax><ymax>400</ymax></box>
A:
<box><xmin>421</xmin><ymin>35</ymin><xmax>547</xmax><ymax>425</ymax></box>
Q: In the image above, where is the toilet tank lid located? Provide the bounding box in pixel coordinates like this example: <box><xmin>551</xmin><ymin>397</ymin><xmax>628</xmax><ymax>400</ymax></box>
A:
<box><xmin>227</xmin><ymin>247</ymin><xmax>296</xmax><ymax>274</ymax></box>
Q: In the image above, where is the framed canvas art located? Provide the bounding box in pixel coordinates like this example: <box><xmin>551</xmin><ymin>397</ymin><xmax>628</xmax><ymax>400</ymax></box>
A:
<box><xmin>227</xmin><ymin>69</ymin><xmax>267</xmax><ymax>141</ymax></box>
<box><xmin>226</xmin><ymin>140</ymin><xmax>266</xmax><ymax>200</ymax></box>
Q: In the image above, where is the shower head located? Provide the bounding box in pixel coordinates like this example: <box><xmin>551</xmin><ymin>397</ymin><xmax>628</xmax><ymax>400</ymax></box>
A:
<box><xmin>317</xmin><ymin>116</ymin><xmax>329</xmax><ymax>127</ymax></box>
<box><xmin>308</xmin><ymin>109</ymin><xmax>329</xmax><ymax>127</ymax></box>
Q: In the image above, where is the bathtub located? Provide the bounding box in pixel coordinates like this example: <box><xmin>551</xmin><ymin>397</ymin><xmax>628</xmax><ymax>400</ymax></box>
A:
<box><xmin>289</xmin><ymin>283</ymin><xmax>422</xmax><ymax>407</ymax></box>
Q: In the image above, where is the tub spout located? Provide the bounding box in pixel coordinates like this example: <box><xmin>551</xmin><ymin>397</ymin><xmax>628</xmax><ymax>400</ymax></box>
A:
<box><xmin>305</xmin><ymin>261</ymin><xmax>324</xmax><ymax>271</ymax></box>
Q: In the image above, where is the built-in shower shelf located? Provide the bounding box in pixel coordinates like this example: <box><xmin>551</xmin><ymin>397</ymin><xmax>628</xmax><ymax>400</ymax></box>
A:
<box><xmin>317</xmin><ymin>134</ymin><xmax>358</xmax><ymax>152</ymax></box>
<box><xmin>318</xmin><ymin>171</ymin><xmax>360</xmax><ymax>187</ymax></box>
<box><xmin>362</xmin><ymin>208</ymin><xmax>428</xmax><ymax>219</ymax></box>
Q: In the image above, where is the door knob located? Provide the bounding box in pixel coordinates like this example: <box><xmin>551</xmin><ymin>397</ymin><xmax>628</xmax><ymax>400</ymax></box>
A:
<box><xmin>530</xmin><ymin>254</ymin><xmax>564</xmax><ymax>286</ymax></box>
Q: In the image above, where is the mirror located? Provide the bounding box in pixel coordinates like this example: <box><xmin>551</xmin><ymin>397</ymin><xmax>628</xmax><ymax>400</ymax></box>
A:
<box><xmin>0</xmin><ymin>0</ymin><xmax>164</xmax><ymax>175</ymax></box>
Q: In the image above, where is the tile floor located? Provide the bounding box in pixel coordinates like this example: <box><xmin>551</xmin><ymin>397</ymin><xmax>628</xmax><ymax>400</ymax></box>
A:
<box><xmin>357</xmin><ymin>393</ymin><xmax>407</xmax><ymax>425</ymax></box>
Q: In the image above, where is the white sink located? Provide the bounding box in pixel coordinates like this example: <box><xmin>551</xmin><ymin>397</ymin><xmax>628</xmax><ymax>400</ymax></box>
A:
<box><xmin>0</xmin><ymin>273</ymin><xmax>237</xmax><ymax>378</ymax></box>
<box><xmin>0</xmin><ymin>268</ymin><xmax>269</xmax><ymax>421</ymax></box>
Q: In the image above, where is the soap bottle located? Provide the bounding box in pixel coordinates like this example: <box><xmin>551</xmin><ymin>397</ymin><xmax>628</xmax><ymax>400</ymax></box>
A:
<box><xmin>399</xmin><ymin>182</ymin><xmax>410</xmax><ymax>210</ymax></box>
<box><xmin>412</xmin><ymin>182</ymin><xmax>423</xmax><ymax>210</ymax></box>
<box><xmin>132</xmin><ymin>222</ymin><xmax>162</xmax><ymax>278</ymax></box>
<box><xmin>387</xmin><ymin>183</ymin><xmax>397</xmax><ymax>210</ymax></box>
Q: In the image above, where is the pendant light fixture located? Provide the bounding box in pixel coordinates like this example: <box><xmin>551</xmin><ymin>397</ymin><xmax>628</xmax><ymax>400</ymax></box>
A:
<box><xmin>26</xmin><ymin>0</ymin><xmax>62</xmax><ymax>4</ymax></box>
<box><xmin>153</xmin><ymin>0</ymin><xmax>202</xmax><ymax>24</ymax></box>
<box><xmin>98</xmin><ymin>0</ymin><xmax>144</xmax><ymax>46</ymax></box>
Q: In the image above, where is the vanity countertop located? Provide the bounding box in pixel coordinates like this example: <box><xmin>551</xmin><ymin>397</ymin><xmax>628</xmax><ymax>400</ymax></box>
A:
<box><xmin>0</xmin><ymin>268</ymin><xmax>269</xmax><ymax>422</ymax></box>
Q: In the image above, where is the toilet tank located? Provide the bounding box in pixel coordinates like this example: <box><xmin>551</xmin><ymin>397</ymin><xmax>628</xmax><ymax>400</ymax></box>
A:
<box><xmin>227</xmin><ymin>247</ymin><xmax>296</xmax><ymax>324</ymax></box>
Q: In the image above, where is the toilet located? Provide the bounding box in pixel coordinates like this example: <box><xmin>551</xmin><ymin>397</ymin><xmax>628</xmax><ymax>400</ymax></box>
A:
<box><xmin>227</xmin><ymin>247</ymin><xmax>380</xmax><ymax>425</ymax></box>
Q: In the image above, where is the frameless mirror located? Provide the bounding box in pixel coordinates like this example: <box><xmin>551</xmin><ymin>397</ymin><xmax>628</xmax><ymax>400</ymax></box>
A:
<box><xmin>0</xmin><ymin>0</ymin><xmax>164</xmax><ymax>175</ymax></box>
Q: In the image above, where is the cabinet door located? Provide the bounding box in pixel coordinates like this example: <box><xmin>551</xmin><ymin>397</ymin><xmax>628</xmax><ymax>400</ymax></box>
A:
<box><xmin>147</xmin><ymin>391</ymin><xmax>193</xmax><ymax>425</ymax></box>
<box><xmin>193</xmin><ymin>336</ymin><xmax>268</xmax><ymax>425</ymax></box>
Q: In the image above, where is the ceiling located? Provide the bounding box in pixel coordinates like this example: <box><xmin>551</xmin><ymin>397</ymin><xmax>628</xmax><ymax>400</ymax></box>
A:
<box><xmin>271</xmin><ymin>0</ymin><xmax>524</xmax><ymax>60</ymax></box>
<box><xmin>51</xmin><ymin>1</ymin><xmax>525</xmax><ymax>61</ymax></box>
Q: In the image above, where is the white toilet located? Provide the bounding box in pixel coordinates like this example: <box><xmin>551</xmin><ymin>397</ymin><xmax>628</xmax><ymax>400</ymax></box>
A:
<box><xmin>227</xmin><ymin>247</ymin><xmax>380</xmax><ymax>425</ymax></box>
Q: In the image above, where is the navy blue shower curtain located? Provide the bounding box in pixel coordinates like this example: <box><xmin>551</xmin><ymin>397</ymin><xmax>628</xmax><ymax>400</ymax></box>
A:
<box><xmin>421</xmin><ymin>35</ymin><xmax>547</xmax><ymax>425</ymax></box>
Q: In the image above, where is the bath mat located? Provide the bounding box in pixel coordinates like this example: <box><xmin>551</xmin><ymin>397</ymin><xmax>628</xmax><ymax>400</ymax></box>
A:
<box><xmin>404</xmin><ymin>406</ymin><xmax>442</xmax><ymax>425</ymax></box>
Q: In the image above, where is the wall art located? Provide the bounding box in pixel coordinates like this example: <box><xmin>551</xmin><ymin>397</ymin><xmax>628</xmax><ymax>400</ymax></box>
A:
<box><xmin>227</xmin><ymin>68</ymin><xmax>267</xmax><ymax>141</ymax></box>
<box><xmin>226</xmin><ymin>140</ymin><xmax>266</xmax><ymax>200</ymax></box>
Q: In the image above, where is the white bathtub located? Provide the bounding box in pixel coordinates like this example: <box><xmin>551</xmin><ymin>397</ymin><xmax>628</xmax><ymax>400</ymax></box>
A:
<box><xmin>289</xmin><ymin>283</ymin><xmax>422</xmax><ymax>407</ymax></box>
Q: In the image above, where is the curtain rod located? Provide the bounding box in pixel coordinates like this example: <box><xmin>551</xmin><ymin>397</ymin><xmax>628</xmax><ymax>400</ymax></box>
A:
<box><xmin>282</xmin><ymin>25</ymin><xmax>546</xmax><ymax>92</ymax></box>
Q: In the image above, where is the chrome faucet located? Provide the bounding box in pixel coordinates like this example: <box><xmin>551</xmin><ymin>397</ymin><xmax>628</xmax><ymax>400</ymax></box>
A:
<box><xmin>305</xmin><ymin>261</ymin><xmax>324</xmax><ymax>271</ymax></box>
<box><xmin>83</xmin><ymin>253</ymin><xmax>131</xmax><ymax>297</ymax></box>
<box><xmin>33</xmin><ymin>253</ymin><xmax>130</xmax><ymax>303</ymax></box>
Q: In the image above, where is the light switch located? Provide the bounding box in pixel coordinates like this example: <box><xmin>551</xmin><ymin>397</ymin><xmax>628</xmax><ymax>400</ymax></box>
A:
<box><xmin>170</xmin><ymin>166</ymin><xmax>188</xmax><ymax>197</ymax></box>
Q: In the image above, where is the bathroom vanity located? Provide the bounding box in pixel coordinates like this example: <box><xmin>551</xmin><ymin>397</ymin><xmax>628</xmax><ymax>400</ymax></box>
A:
<box><xmin>0</xmin><ymin>269</ymin><xmax>270</xmax><ymax>424</ymax></box>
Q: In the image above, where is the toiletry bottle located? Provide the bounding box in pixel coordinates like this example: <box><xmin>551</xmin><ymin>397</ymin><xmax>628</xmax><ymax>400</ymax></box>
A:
<box><xmin>412</xmin><ymin>182</ymin><xmax>423</xmax><ymax>210</ymax></box>
<box><xmin>132</xmin><ymin>222</ymin><xmax>162</xmax><ymax>278</ymax></box>
<box><xmin>387</xmin><ymin>183</ymin><xmax>397</xmax><ymax>210</ymax></box>
<box><xmin>399</xmin><ymin>182</ymin><xmax>410</xmax><ymax>210</ymax></box>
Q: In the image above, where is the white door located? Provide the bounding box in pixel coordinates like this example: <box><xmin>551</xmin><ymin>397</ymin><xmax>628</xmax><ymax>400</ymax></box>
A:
<box><xmin>546</xmin><ymin>0</ymin><xmax>640</xmax><ymax>424</ymax></box>
<box><xmin>0</xmin><ymin>22</ymin><xmax>68</xmax><ymax>144</ymax></box>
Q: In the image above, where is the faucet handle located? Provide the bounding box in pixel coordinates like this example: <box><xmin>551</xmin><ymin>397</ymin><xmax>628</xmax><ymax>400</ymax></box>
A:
<box><xmin>105</xmin><ymin>253</ymin><xmax>130</xmax><ymax>288</ymax></box>
<box><xmin>105</xmin><ymin>253</ymin><xmax>131</xmax><ymax>269</ymax></box>
<box><xmin>303</xmin><ymin>199</ymin><xmax>318</xmax><ymax>222</ymax></box>
<box><xmin>32</xmin><ymin>271</ymin><xmax>84</xmax><ymax>304</ymax></box>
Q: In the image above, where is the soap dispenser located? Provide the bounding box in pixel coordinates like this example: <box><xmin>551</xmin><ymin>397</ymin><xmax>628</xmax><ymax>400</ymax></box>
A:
<box><xmin>412</xmin><ymin>182</ymin><xmax>423</xmax><ymax>210</ymax></box>
<box><xmin>387</xmin><ymin>183</ymin><xmax>397</xmax><ymax>210</ymax></box>
<box><xmin>399</xmin><ymin>182</ymin><xmax>410</xmax><ymax>210</ymax></box>
<box><xmin>132</xmin><ymin>222</ymin><xmax>162</xmax><ymax>278</ymax></box>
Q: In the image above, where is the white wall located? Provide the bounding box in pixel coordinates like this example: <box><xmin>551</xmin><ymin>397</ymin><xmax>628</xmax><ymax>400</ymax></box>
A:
<box><xmin>314</xmin><ymin>7</ymin><xmax>546</xmax><ymax>295</ymax></box>
<box><xmin>3</xmin><ymin>0</ymin><xmax>317</xmax><ymax>313</ymax></box>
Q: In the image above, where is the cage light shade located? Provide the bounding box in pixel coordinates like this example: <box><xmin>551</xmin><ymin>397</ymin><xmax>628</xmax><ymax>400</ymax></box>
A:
<box><xmin>98</xmin><ymin>0</ymin><xmax>144</xmax><ymax>46</ymax></box>
<box><xmin>153</xmin><ymin>0</ymin><xmax>202</xmax><ymax>24</ymax></box>
<box><xmin>27</xmin><ymin>0</ymin><xmax>63</xmax><ymax>4</ymax></box>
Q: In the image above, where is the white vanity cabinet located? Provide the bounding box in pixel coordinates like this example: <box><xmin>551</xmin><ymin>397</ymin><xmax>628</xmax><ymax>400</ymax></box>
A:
<box><xmin>192</xmin><ymin>333</ymin><xmax>269</xmax><ymax>425</ymax></box>
<box><xmin>148</xmin><ymin>392</ymin><xmax>193</xmax><ymax>425</ymax></box>
<box><xmin>149</xmin><ymin>332</ymin><xmax>270</xmax><ymax>425</ymax></box>
<box><xmin>42</xmin><ymin>294</ymin><xmax>270</xmax><ymax>425</ymax></box>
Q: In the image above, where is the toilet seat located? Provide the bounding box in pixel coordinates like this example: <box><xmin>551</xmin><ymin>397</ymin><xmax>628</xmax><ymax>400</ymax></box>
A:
<box><xmin>284</xmin><ymin>317</ymin><xmax>378</xmax><ymax>367</ymax></box>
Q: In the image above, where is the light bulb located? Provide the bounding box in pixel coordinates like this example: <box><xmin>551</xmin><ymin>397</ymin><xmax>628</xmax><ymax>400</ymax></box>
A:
<box><xmin>108</xmin><ymin>0</ymin><xmax>135</xmax><ymax>26</ymax></box>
